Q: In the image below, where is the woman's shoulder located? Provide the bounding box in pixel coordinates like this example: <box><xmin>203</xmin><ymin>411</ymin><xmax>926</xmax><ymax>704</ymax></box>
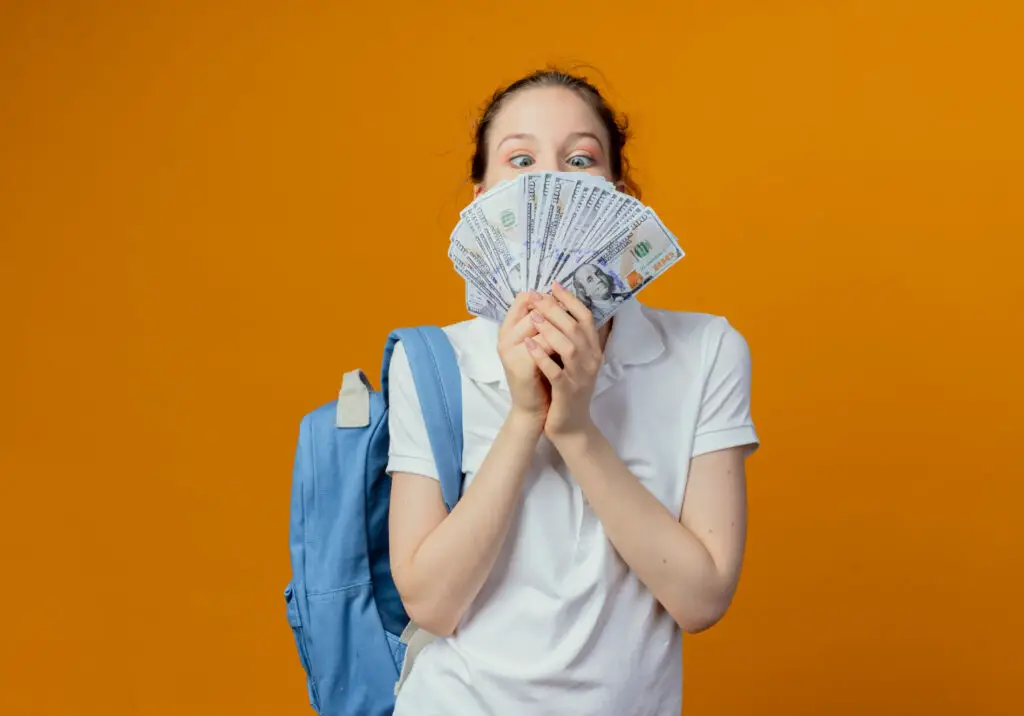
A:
<box><xmin>639</xmin><ymin>303</ymin><xmax>742</xmax><ymax>337</ymax></box>
<box><xmin>439</xmin><ymin>316</ymin><xmax>497</xmax><ymax>347</ymax></box>
<box><xmin>434</xmin><ymin>317</ymin><xmax>503</xmax><ymax>383</ymax></box>
<box><xmin>389</xmin><ymin>317</ymin><xmax>490</xmax><ymax>375</ymax></box>
<box><xmin>636</xmin><ymin>303</ymin><xmax>751</xmax><ymax>362</ymax></box>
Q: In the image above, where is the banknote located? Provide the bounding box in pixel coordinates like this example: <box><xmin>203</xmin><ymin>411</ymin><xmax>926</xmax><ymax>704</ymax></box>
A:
<box><xmin>448</xmin><ymin>171</ymin><xmax>684</xmax><ymax>325</ymax></box>
<box><xmin>522</xmin><ymin>173</ymin><xmax>542</xmax><ymax>287</ymax></box>
<box><xmin>554</xmin><ymin>207</ymin><xmax>683</xmax><ymax>326</ymax></box>
<box><xmin>448</xmin><ymin>222</ymin><xmax>513</xmax><ymax>308</ymax></box>
<box><xmin>465</xmin><ymin>281</ymin><xmax>506</xmax><ymax>323</ymax></box>
<box><xmin>530</xmin><ymin>173</ymin><xmax>554</xmax><ymax>285</ymax></box>
<box><xmin>536</xmin><ymin>174</ymin><xmax>614</xmax><ymax>289</ymax></box>
<box><xmin>469</xmin><ymin>178</ymin><xmax>527</xmax><ymax>293</ymax></box>
<box><xmin>544</xmin><ymin>185</ymin><xmax>627</xmax><ymax>288</ymax></box>
<box><xmin>461</xmin><ymin>207</ymin><xmax>518</xmax><ymax>300</ymax></box>
<box><xmin>531</xmin><ymin>175</ymin><xmax>575</xmax><ymax>290</ymax></box>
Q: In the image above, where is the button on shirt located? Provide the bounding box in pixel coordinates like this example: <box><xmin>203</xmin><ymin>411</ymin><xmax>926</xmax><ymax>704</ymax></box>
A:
<box><xmin>386</xmin><ymin>299</ymin><xmax>759</xmax><ymax>716</ymax></box>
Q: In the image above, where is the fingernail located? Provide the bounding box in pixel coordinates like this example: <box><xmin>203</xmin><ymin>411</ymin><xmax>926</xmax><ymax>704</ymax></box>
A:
<box><xmin>553</xmin><ymin>281</ymin><xmax>563</xmax><ymax>291</ymax></box>
<box><xmin>530</xmin><ymin>311</ymin><xmax>544</xmax><ymax>323</ymax></box>
<box><xmin>524</xmin><ymin>337</ymin><xmax>537</xmax><ymax>349</ymax></box>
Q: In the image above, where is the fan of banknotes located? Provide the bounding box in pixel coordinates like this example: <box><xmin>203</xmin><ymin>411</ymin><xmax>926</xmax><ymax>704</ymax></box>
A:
<box><xmin>449</xmin><ymin>171</ymin><xmax>685</xmax><ymax>326</ymax></box>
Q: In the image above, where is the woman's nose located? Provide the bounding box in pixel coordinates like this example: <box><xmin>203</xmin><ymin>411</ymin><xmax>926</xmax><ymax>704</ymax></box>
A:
<box><xmin>531</xmin><ymin>155</ymin><xmax>560</xmax><ymax>172</ymax></box>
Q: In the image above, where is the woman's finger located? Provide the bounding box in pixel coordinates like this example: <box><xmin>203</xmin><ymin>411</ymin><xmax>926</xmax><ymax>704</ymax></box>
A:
<box><xmin>506</xmin><ymin>314</ymin><xmax>557</xmax><ymax>355</ymax></box>
<box><xmin>501</xmin><ymin>292</ymin><xmax>542</xmax><ymax>345</ymax></box>
<box><xmin>531</xmin><ymin>332</ymin><xmax>554</xmax><ymax>354</ymax></box>
<box><xmin>502</xmin><ymin>291</ymin><xmax>536</xmax><ymax>330</ymax></box>
<box><xmin>525</xmin><ymin>337</ymin><xmax>565</xmax><ymax>383</ymax></box>
<box><xmin>505</xmin><ymin>310</ymin><xmax>540</xmax><ymax>346</ymax></box>
<box><xmin>530</xmin><ymin>293</ymin><xmax>588</xmax><ymax>351</ymax></box>
<box><xmin>551</xmin><ymin>281</ymin><xmax>598</xmax><ymax>348</ymax></box>
<box><xmin>551</xmin><ymin>281</ymin><xmax>594</xmax><ymax>327</ymax></box>
<box><xmin>531</xmin><ymin>311</ymin><xmax>576</xmax><ymax>363</ymax></box>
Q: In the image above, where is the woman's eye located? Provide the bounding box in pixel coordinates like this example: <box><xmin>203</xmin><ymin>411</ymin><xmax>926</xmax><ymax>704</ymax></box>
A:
<box><xmin>567</xmin><ymin>155</ymin><xmax>595</xmax><ymax>169</ymax></box>
<box><xmin>510</xmin><ymin>155</ymin><xmax>535</xmax><ymax>168</ymax></box>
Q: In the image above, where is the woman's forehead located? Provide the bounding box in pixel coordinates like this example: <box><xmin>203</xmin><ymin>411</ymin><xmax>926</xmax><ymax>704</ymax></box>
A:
<box><xmin>490</xmin><ymin>86</ymin><xmax>608</xmax><ymax>146</ymax></box>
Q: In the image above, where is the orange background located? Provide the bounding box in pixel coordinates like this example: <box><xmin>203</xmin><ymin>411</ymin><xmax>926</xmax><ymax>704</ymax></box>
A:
<box><xmin>2</xmin><ymin>1</ymin><xmax>1022</xmax><ymax>714</ymax></box>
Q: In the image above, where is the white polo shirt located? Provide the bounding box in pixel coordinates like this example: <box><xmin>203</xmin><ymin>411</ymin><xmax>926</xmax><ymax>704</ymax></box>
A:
<box><xmin>386</xmin><ymin>299</ymin><xmax>759</xmax><ymax>716</ymax></box>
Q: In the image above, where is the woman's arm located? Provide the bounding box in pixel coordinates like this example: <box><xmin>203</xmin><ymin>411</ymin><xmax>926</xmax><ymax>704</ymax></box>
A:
<box><xmin>388</xmin><ymin>291</ymin><xmax>552</xmax><ymax>637</ymax></box>
<box><xmin>524</xmin><ymin>283</ymin><xmax>756</xmax><ymax>632</ymax></box>
<box><xmin>551</xmin><ymin>431</ymin><xmax>749</xmax><ymax>633</ymax></box>
<box><xmin>389</xmin><ymin>409</ymin><xmax>543</xmax><ymax>637</ymax></box>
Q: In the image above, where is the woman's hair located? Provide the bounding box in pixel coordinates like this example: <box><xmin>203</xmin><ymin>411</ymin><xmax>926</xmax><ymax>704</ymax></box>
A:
<box><xmin>469</xmin><ymin>68</ymin><xmax>640</xmax><ymax>198</ymax></box>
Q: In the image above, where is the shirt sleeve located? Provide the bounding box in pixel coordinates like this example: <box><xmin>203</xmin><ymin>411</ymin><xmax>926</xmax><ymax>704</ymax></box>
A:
<box><xmin>692</xmin><ymin>319</ymin><xmax>760</xmax><ymax>458</ymax></box>
<box><xmin>386</xmin><ymin>342</ymin><xmax>440</xmax><ymax>480</ymax></box>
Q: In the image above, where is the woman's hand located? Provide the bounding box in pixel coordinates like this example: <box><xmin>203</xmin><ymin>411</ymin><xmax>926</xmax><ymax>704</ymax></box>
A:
<box><xmin>523</xmin><ymin>282</ymin><xmax>604</xmax><ymax>440</ymax></box>
<box><xmin>498</xmin><ymin>291</ymin><xmax>552</xmax><ymax>424</ymax></box>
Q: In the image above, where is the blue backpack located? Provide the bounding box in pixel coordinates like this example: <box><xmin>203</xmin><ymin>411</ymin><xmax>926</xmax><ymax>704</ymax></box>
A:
<box><xmin>284</xmin><ymin>327</ymin><xmax>464</xmax><ymax>715</ymax></box>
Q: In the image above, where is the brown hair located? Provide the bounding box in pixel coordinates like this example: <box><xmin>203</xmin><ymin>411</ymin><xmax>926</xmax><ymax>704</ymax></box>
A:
<box><xmin>469</xmin><ymin>69</ymin><xmax>640</xmax><ymax>198</ymax></box>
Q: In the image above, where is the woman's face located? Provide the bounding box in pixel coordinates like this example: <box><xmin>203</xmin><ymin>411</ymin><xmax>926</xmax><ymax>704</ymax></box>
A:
<box><xmin>475</xmin><ymin>86</ymin><xmax>617</xmax><ymax>196</ymax></box>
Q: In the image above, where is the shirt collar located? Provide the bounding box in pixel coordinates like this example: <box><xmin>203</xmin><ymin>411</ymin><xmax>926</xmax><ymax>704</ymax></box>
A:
<box><xmin>456</xmin><ymin>298</ymin><xmax>665</xmax><ymax>387</ymax></box>
<box><xmin>456</xmin><ymin>318</ymin><xmax>504</xmax><ymax>385</ymax></box>
<box><xmin>602</xmin><ymin>298</ymin><xmax>666</xmax><ymax>372</ymax></box>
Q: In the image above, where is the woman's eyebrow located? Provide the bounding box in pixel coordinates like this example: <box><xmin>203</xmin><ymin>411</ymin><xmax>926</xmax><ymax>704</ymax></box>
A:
<box><xmin>564</xmin><ymin>131</ymin><xmax>605</xmax><ymax>150</ymax></box>
<box><xmin>495</xmin><ymin>133</ymin><xmax>536</xmax><ymax>151</ymax></box>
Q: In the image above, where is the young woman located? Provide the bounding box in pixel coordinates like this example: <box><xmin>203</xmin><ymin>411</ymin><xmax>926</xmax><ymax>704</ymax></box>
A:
<box><xmin>386</xmin><ymin>69</ymin><xmax>759</xmax><ymax>715</ymax></box>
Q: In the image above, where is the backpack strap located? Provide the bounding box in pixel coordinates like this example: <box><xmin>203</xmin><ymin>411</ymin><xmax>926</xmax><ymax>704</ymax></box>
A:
<box><xmin>381</xmin><ymin>326</ymin><xmax>464</xmax><ymax>512</ymax></box>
